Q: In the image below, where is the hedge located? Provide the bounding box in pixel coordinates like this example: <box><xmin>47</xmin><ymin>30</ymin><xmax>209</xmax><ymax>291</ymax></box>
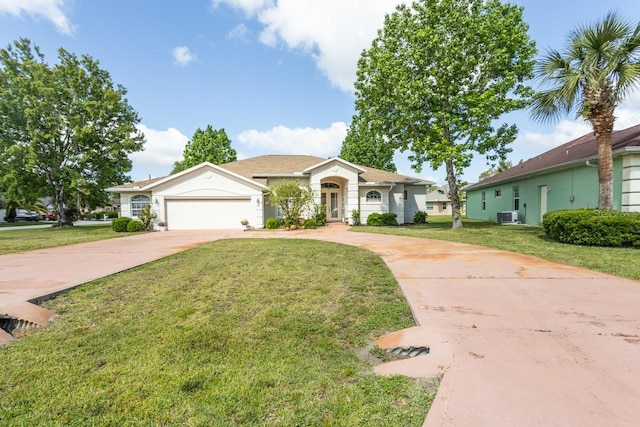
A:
<box><xmin>112</xmin><ymin>217</ymin><xmax>132</xmax><ymax>232</ymax></box>
<box><xmin>542</xmin><ymin>209</ymin><xmax>640</xmax><ymax>247</ymax></box>
<box><xmin>367</xmin><ymin>212</ymin><xmax>398</xmax><ymax>226</ymax></box>
<box><xmin>265</xmin><ymin>218</ymin><xmax>281</xmax><ymax>230</ymax></box>
<box><xmin>126</xmin><ymin>220</ymin><xmax>145</xmax><ymax>232</ymax></box>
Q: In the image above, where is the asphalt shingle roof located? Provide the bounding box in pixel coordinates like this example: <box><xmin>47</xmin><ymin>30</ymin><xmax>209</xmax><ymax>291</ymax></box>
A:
<box><xmin>109</xmin><ymin>155</ymin><xmax>432</xmax><ymax>190</ymax></box>
<box><xmin>466</xmin><ymin>124</ymin><xmax>640</xmax><ymax>190</ymax></box>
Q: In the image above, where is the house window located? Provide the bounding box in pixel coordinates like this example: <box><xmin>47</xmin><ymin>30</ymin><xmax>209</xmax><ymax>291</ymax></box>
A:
<box><xmin>403</xmin><ymin>190</ymin><xmax>408</xmax><ymax>200</ymax></box>
<box><xmin>426</xmin><ymin>202</ymin><xmax>434</xmax><ymax>211</ymax></box>
<box><xmin>481</xmin><ymin>191</ymin><xmax>486</xmax><ymax>211</ymax></box>
<box><xmin>131</xmin><ymin>195</ymin><xmax>150</xmax><ymax>218</ymax></box>
<box><xmin>366</xmin><ymin>190</ymin><xmax>381</xmax><ymax>202</ymax></box>
<box><xmin>442</xmin><ymin>202</ymin><xmax>447</xmax><ymax>210</ymax></box>
<box><xmin>495</xmin><ymin>189</ymin><xmax>502</xmax><ymax>198</ymax></box>
<box><xmin>513</xmin><ymin>185</ymin><xmax>520</xmax><ymax>211</ymax></box>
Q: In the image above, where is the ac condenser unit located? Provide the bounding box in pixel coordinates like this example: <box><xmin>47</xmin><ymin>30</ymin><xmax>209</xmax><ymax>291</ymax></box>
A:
<box><xmin>497</xmin><ymin>211</ymin><xmax>519</xmax><ymax>224</ymax></box>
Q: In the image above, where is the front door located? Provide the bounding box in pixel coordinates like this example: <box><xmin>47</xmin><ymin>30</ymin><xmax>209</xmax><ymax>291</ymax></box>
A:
<box><xmin>321</xmin><ymin>183</ymin><xmax>341</xmax><ymax>222</ymax></box>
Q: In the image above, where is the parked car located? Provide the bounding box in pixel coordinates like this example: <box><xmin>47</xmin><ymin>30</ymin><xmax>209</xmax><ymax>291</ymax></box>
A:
<box><xmin>41</xmin><ymin>211</ymin><xmax>57</xmax><ymax>221</ymax></box>
<box><xmin>14</xmin><ymin>209</ymin><xmax>40</xmax><ymax>221</ymax></box>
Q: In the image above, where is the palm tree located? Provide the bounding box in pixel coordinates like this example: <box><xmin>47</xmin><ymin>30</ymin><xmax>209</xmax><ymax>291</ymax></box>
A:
<box><xmin>531</xmin><ymin>12</ymin><xmax>640</xmax><ymax>210</ymax></box>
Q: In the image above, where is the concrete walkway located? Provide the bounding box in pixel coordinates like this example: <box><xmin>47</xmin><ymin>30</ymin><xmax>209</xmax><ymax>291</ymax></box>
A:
<box><xmin>1</xmin><ymin>227</ymin><xmax>639</xmax><ymax>426</ymax></box>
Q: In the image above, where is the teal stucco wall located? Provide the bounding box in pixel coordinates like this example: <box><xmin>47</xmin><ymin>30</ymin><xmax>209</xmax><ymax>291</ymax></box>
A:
<box><xmin>465</xmin><ymin>160</ymin><xmax>627</xmax><ymax>225</ymax></box>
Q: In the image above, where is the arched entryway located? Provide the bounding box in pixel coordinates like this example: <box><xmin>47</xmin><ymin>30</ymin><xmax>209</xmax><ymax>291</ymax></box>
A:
<box><xmin>320</xmin><ymin>181</ymin><xmax>343</xmax><ymax>222</ymax></box>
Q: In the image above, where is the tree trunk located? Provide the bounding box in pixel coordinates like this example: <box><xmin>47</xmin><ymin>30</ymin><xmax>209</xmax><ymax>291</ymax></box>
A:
<box><xmin>445</xmin><ymin>159</ymin><xmax>463</xmax><ymax>230</ymax></box>
<box><xmin>589</xmin><ymin>115</ymin><xmax>614</xmax><ymax>210</ymax></box>
<box><xmin>596</xmin><ymin>135</ymin><xmax>614</xmax><ymax>210</ymax></box>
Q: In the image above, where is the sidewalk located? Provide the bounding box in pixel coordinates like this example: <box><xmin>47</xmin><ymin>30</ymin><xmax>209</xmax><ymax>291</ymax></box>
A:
<box><xmin>1</xmin><ymin>228</ymin><xmax>639</xmax><ymax>426</ymax></box>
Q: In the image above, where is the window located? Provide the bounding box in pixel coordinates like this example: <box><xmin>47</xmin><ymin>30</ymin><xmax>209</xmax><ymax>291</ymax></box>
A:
<box><xmin>481</xmin><ymin>191</ymin><xmax>486</xmax><ymax>211</ymax></box>
<box><xmin>442</xmin><ymin>202</ymin><xmax>447</xmax><ymax>210</ymax></box>
<box><xmin>403</xmin><ymin>190</ymin><xmax>408</xmax><ymax>201</ymax></box>
<box><xmin>513</xmin><ymin>185</ymin><xmax>520</xmax><ymax>211</ymax></box>
<box><xmin>495</xmin><ymin>189</ymin><xmax>502</xmax><ymax>198</ymax></box>
<box><xmin>321</xmin><ymin>182</ymin><xmax>340</xmax><ymax>189</ymax></box>
<box><xmin>131</xmin><ymin>195</ymin><xmax>150</xmax><ymax>218</ymax></box>
<box><xmin>426</xmin><ymin>202</ymin><xmax>434</xmax><ymax>211</ymax></box>
<box><xmin>366</xmin><ymin>190</ymin><xmax>381</xmax><ymax>202</ymax></box>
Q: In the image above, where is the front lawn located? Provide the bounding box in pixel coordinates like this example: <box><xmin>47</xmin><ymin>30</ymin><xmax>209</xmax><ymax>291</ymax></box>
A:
<box><xmin>0</xmin><ymin>239</ymin><xmax>434</xmax><ymax>426</ymax></box>
<box><xmin>0</xmin><ymin>224</ymin><xmax>123</xmax><ymax>255</ymax></box>
<box><xmin>354</xmin><ymin>217</ymin><xmax>640</xmax><ymax>280</ymax></box>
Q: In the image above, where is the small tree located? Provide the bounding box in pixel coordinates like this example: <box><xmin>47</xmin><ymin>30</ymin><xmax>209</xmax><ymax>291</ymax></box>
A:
<box><xmin>354</xmin><ymin>0</ymin><xmax>536</xmax><ymax>229</ymax></box>
<box><xmin>268</xmin><ymin>180</ymin><xmax>315</xmax><ymax>225</ymax></box>
<box><xmin>173</xmin><ymin>125</ymin><xmax>237</xmax><ymax>173</ymax></box>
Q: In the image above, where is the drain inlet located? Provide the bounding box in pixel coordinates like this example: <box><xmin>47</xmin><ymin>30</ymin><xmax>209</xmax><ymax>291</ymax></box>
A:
<box><xmin>385</xmin><ymin>346</ymin><xmax>430</xmax><ymax>358</ymax></box>
<box><xmin>0</xmin><ymin>315</ymin><xmax>38</xmax><ymax>337</ymax></box>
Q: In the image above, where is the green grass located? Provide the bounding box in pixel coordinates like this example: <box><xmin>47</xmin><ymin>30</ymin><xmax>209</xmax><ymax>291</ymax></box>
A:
<box><xmin>0</xmin><ymin>239</ymin><xmax>434</xmax><ymax>426</ymax></box>
<box><xmin>0</xmin><ymin>225</ymin><xmax>126</xmax><ymax>255</ymax></box>
<box><xmin>354</xmin><ymin>216</ymin><xmax>640</xmax><ymax>280</ymax></box>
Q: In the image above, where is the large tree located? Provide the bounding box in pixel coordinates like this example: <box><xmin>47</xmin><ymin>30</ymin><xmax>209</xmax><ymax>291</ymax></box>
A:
<box><xmin>339</xmin><ymin>115</ymin><xmax>397</xmax><ymax>172</ymax></box>
<box><xmin>531</xmin><ymin>13</ymin><xmax>640</xmax><ymax>210</ymax></box>
<box><xmin>0</xmin><ymin>39</ymin><xmax>144</xmax><ymax>226</ymax></box>
<box><xmin>354</xmin><ymin>0</ymin><xmax>536</xmax><ymax>229</ymax></box>
<box><xmin>173</xmin><ymin>125</ymin><xmax>236</xmax><ymax>173</ymax></box>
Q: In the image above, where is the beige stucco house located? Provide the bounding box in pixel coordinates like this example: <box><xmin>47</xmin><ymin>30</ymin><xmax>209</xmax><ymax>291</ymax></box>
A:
<box><xmin>107</xmin><ymin>155</ymin><xmax>433</xmax><ymax>230</ymax></box>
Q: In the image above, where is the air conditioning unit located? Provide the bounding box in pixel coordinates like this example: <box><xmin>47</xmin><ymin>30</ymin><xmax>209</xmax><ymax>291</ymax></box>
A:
<box><xmin>497</xmin><ymin>210</ymin><xmax>519</xmax><ymax>224</ymax></box>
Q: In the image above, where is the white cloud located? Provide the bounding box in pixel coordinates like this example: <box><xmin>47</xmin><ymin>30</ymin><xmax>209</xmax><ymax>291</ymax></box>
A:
<box><xmin>0</xmin><ymin>0</ymin><xmax>74</xmax><ymax>34</ymax></box>
<box><xmin>214</xmin><ymin>0</ymin><xmax>405</xmax><ymax>92</ymax></box>
<box><xmin>171</xmin><ymin>46</ymin><xmax>197</xmax><ymax>66</ymax></box>
<box><xmin>227</xmin><ymin>23</ymin><xmax>250</xmax><ymax>41</ymax></box>
<box><xmin>615</xmin><ymin>90</ymin><xmax>640</xmax><ymax>129</ymax></box>
<box><xmin>237</xmin><ymin>122</ymin><xmax>347</xmax><ymax>157</ymax></box>
<box><xmin>211</xmin><ymin>0</ymin><xmax>273</xmax><ymax>17</ymax></box>
<box><xmin>517</xmin><ymin>120</ymin><xmax>592</xmax><ymax>150</ymax></box>
<box><xmin>129</xmin><ymin>125</ymin><xmax>189</xmax><ymax>178</ymax></box>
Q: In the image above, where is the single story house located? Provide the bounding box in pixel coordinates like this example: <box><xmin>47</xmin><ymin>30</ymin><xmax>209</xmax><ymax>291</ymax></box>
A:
<box><xmin>107</xmin><ymin>155</ymin><xmax>434</xmax><ymax>230</ymax></box>
<box><xmin>465</xmin><ymin>124</ymin><xmax>640</xmax><ymax>225</ymax></box>
<box><xmin>425</xmin><ymin>184</ymin><xmax>466</xmax><ymax>216</ymax></box>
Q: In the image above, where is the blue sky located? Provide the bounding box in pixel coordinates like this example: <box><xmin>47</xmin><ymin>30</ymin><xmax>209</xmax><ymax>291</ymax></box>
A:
<box><xmin>1</xmin><ymin>0</ymin><xmax>639</xmax><ymax>184</ymax></box>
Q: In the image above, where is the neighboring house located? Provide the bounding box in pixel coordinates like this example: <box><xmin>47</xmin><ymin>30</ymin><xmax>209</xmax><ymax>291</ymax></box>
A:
<box><xmin>425</xmin><ymin>184</ymin><xmax>466</xmax><ymax>216</ymax></box>
<box><xmin>107</xmin><ymin>155</ymin><xmax>433</xmax><ymax>230</ymax></box>
<box><xmin>465</xmin><ymin>124</ymin><xmax>640</xmax><ymax>225</ymax></box>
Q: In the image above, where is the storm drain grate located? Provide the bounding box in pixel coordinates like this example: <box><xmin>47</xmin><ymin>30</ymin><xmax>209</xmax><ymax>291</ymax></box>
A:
<box><xmin>385</xmin><ymin>346</ymin><xmax>430</xmax><ymax>358</ymax></box>
<box><xmin>0</xmin><ymin>315</ymin><xmax>38</xmax><ymax>336</ymax></box>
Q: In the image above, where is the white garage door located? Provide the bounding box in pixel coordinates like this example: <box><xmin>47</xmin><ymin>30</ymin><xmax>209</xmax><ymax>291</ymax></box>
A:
<box><xmin>166</xmin><ymin>199</ymin><xmax>251</xmax><ymax>230</ymax></box>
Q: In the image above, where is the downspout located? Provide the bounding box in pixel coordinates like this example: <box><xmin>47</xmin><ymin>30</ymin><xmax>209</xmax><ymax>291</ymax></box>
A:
<box><xmin>585</xmin><ymin>160</ymin><xmax>598</xmax><ymax>168</ymax></box>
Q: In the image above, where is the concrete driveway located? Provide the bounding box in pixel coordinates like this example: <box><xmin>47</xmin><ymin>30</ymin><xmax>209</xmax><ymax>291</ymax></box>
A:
<box><xmin>1</xmin><ymin>227</ymin><xmax>639</xmax><ymax>426</ymax></box>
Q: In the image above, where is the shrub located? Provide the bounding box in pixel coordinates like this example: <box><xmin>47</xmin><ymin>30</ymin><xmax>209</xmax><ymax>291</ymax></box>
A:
<box><xmin>112</xmin><ymin>217</ymin><xmax>131</xmax><ymax>232</ymax></box>
<box><xmin>138</xmin><ymin>205</ymin><xmax>157</xmax><ymax>230</ymax></box>
<box><xmin>265</xmin><ymin>218</ymin><xmax>280</xmax><ymax>230</ymax></box>
<box><xmin>351</xmin><ymin>209</ymin><xmax>361</xmax><ymax>226</ymax></box>
<box><xmin>381</xmin><ymin>213</ymin><xmax>398</xmax><ymax>226</ymax></box>
<box><xmin>284</xmin><ymin>218</ymin><xmax>296</xmax><ymax>228</ymax></box>
<box><xmin>413</xmin><ymin>211</ymin><xmax>428</xmax><ymax>224</ymax></box>
<box><xmin>126</xmin><ymin>220</ymin><xmax>145</xmax><ymax>232</ymax></box>
<box><xmin>367</xmin><ymin>212</ymin><xmax>383</xmax><ymax>226</ymax></box>
<box><xmin>543</xmin><ymin>209</ymin><xmax>640</xmax><ymax>247</ymax></box>
<box><xmin>303</xmin><ymin>218</ymin><xmax>318</xmax><ymax>229</ymax></box>
<box><xmin>312</xmin><ymin>203</ymin><xmax>326</xmax><ymax>225</ymax></box>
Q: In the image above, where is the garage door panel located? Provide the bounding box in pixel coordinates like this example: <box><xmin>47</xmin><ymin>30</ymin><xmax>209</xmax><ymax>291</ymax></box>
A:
<box><xmin>166</xmin><ymin>199</ymin><xmax>251</xmax><ymax>230</ymax></box>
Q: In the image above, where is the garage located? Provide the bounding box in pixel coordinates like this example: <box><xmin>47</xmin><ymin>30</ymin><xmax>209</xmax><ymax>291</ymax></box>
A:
<box><xmin>166</xmin><ymin>198</ymin><xmax>252</xmax><ymax>230</ymax></box>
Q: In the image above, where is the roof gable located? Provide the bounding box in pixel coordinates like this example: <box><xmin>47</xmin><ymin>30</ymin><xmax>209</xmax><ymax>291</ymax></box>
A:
<box><xmin>108</xmin><ymin>162</ymin><xmax>267</xmax><ymax>192</ymax></box>
<box><xmin>467</xmin><ymin>124</ymin><xmax>640</xmax><ymax>190</ymax></box>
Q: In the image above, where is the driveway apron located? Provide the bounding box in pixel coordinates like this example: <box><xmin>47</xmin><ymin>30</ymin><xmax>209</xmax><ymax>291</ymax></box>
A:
<box><xmin>1</xmin><ymin>227</ymin><xmax>639</xmax><ymax>426</ymax></box>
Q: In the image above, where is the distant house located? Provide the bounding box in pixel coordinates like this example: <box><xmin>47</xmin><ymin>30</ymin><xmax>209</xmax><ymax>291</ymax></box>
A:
<box><xmin>107</xmin><ymin>155</ymin><xmax>433</xmax><ymax>230</ymax></box>
<box><xmin>425</xmin><ymin>184</ymin><xmax>466</xmax><ymax>216</ymax></box>
<box><xmin>465</xmin><ymin>124</ymin><xmax>640</xmax><ymax>225</ymax></box>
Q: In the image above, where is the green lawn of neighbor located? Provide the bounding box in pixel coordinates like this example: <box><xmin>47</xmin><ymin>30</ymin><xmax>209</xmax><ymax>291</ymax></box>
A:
<box><xmin>354</xmin><ymin>216</ymin><xmax>640</xmax><ymax>280</ymax></box>
<box><xmin>0</xmin><ymin>224</ymin><xmax>127</xmax><ymax>255</ymax></box>
<box><xmin>0</xmin><ymin>239</ymin><xmax>435</xmax><ymax>426</ymax></box>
